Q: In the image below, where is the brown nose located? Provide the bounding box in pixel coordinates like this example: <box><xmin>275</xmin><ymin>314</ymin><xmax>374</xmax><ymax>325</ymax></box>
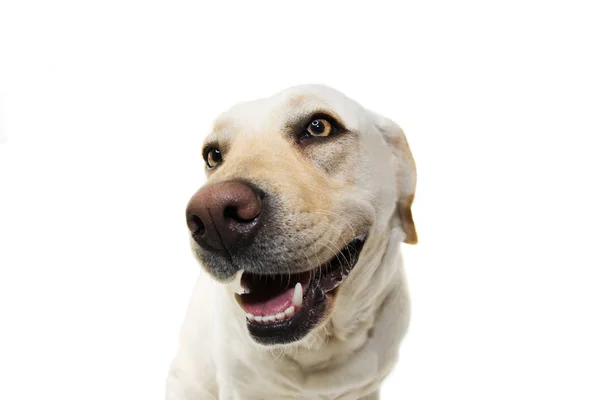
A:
<box><xmin>186</xmin><ymin>181</ymin><xmax>263</xmax><ymax>251</ymax></box>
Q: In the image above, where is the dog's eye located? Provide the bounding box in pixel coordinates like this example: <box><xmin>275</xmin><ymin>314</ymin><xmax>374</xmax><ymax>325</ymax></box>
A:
<box><xmin>306</xmin><ymin>118</ymin><xmax>333</xmax><ymax>137</ymax></box>
<box><xmin>204</xmin><ymin>147</ymin><xmax>222</xmax><ymax>169</ymax></box>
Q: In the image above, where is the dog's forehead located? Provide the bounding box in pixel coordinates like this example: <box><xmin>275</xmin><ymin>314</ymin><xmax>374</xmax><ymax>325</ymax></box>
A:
<box><xmin>209</xmin><ymin>85</ymin><xmax>366</xmax><ymax>140</ymax></box>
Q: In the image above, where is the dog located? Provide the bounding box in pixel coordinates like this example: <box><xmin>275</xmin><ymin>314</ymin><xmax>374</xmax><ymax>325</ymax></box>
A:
<box><xmin>166</xmin><ymin>85</ymin><xmax>417</xmax><ymax>400</ymax></box>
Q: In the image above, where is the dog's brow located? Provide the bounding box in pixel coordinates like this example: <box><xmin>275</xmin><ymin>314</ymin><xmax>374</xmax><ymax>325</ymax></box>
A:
<box><xmin>212</xmin><ymin>118</ymin><xmax>233</xmax><ymax>134</ymax></box>
<box><xmin>204</xmin><ymin>118</ymin><xmax>237</xmax><ymax>150</ymax></box>
<box><xmin>204</xmin><ymin>132</ymin><xmax>218</xmax><ymax>144</ymax></box>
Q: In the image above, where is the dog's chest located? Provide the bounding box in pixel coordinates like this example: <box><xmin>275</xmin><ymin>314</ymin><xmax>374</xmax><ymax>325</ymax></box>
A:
<box><xmin>217</xmin><ymin>338</ymin><xmax>375</xmax><ymax>400</ymax></box>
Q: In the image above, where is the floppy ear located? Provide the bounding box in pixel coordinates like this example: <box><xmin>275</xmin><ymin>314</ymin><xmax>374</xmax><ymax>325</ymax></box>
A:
<box><xmin>376</xmin><ymin>117</ymin><xmax>418</xmax><ymax>244</ymax></box>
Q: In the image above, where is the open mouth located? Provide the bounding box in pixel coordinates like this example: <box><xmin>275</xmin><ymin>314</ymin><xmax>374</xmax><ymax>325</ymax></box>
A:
<box><xmin>235</xmin><ymin>235</ymin><xmax>367</xmax><ymax>345</ymax></box>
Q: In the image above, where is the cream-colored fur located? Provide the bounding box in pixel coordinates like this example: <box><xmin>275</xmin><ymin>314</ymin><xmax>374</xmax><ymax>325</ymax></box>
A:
<box><xmin>166</xmin><ymin>85</ymin><xmax>417</xmax><ymax>400</ymax></box>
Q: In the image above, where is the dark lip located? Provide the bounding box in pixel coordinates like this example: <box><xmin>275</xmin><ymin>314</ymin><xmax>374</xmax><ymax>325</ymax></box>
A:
<box><xmin>244</xmin><ymin>235</ymin><xmax>367</xmax><ymax>345</ymax></box>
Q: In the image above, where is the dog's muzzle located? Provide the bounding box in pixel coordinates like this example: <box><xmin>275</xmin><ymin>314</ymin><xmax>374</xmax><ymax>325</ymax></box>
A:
<box><xmin>185</xmin><ymin>179</ymin><xmax>369</xmax><ymax>345</ymax></box>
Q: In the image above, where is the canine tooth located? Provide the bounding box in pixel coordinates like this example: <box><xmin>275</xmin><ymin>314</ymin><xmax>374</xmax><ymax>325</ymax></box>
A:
<box><xmin>284</xmin><ymin>306</ymin><xmax>295</xmax><ymax>318</ymax></box>
<box><xmin>234</xmin><ymin>293</ymin><xmax>244</xmax><ymax>308</ymax></box>
<box><xmin>265</xmin><ymin>315</ymin><xmax>276</xmax><ymax>323</ymax></box>
<box><xmin>276</xmin><ymin>312</ymin><xmax>285</xmax><ymax>320</ymax></box>
<box><xmin>292</xmin><ymin>282</ymin><xmax>303</xmax><ymax>307</ymax></box>
<box><xmin>254</xmin><ymin>316</ymin><xmax>263</xmax><ymax>323</ymax></box>
<box><xmin>245</xmin><ymin>313</ymin><xmax>253</xmax><ymax>319</ymax></box>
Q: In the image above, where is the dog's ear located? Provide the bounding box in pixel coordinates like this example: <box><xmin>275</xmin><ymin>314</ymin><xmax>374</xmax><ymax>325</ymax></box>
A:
<box><xmin>376</xmin><ymin>116</ymin><xmax>418</xmax><ymax>244</ymax></box>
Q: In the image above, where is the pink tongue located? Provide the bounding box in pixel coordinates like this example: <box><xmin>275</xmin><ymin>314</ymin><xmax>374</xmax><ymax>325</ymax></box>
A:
<box><xmin>241</xmin><ymin>287</ymin><xmax>294</xmax><ymax>316</ymax></box>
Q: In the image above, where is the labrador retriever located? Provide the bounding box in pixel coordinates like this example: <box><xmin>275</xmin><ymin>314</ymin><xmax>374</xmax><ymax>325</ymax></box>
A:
<box><xmin>166</xmin><ymin>85</ymin><xmax>417</xmax><ymax>400</ymax></box>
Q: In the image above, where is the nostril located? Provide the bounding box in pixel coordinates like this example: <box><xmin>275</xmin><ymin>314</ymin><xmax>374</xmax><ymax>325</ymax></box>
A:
<box><xmin>223</xmin><ymin>206</ymin><xmax>237</xmax><ymax>221</ymax></box>
<box><xmin>224</xmin><ymin>206</ymin><xmax>258</xmax><ymax>223</ymax></box>
<box><xmin>191</xmin><ymin>214</ymin><xmax>206</xmax><ymax>235</ymax></box>
<box><xmin>223</xmin><ymin>206</ymin><xmax>260</xmax><ymax>223</ymax></box>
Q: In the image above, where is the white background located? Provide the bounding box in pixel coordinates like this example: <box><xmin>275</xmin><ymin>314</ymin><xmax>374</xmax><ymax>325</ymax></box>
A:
<box><xmin>1</xmin><ymin>1</ymin><xmax>599</xmax><ymax>399</ymax></box>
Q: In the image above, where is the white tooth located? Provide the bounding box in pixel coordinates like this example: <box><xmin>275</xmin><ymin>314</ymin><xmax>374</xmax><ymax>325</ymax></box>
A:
<box><xmin>276</xmin><ymin>312</ymin><xmax>285</xmax><ymax>320</ymax></box>
<box><xmin>254</xmin><ymin>316</ymin><xmax>263</xmax><ymax>323</ymax></box>
<box><xmin>266</xmin><ymin>315</ymin><xmax>276</xmax><ymax>323</ymax></box>
<box><xmin>245</xmin><ymin>313</ymin><xmax>253</xmax><ymax>319</ymax></box>
<box><xmin>284</xmin><ymin>306</ymin><xmax>295</xmax><ymax>318</ymax></box>
<box><xmin>292</xmin><ymin>282</ymin><xmax>303</xmax><ymax>307</ymax></box>
<box><xmin>234</xmin><ymin>293</ymin><xmax>244</xmax><ymax>308</ymax></box>
<box><xmin>233</xmin><ymin>270</ymin><xmax>245</xmax><ymax>294</ymax></box>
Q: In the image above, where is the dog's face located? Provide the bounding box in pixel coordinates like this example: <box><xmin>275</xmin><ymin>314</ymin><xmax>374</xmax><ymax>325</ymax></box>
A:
<box><xmin>186</xmin><ymin>85</ymin><xmax>417</xmax><ymax>345</ymax></box>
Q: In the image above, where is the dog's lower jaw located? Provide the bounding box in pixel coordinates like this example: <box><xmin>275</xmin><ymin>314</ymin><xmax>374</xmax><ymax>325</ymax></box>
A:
<box><xmin>230</xmin><ymin>228</ymin><xmax>401</xmax><ymax>347</ymax></box>
<box><xmin>233</xmin><ymin>226</ymin><xmax>405</xmax><ymax>348</ymax></box>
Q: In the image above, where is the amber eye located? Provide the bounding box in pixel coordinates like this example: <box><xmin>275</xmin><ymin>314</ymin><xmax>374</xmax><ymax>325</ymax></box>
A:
<box><xmin>306</xmin><ymin>118</ymin><xmax>332</xmax><ymax>137</ymax></box>
<box><xmin>204</xmin><ymin>147</ymin><xmax>222</xmax><ymax>169</ymax></box>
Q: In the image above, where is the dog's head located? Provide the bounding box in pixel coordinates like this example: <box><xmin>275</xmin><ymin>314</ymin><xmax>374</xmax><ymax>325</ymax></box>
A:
<box><xmin>186</xmin><ymin>85</ymin><xmax>417</xmax><ymax>345</ymax></box>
